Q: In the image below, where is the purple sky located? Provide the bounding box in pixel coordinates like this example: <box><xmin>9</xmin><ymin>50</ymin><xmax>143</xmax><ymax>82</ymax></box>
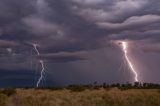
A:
<box><xmin>0</xmin><ymin>0</ymin><xmax>160</xmax><ymax>87</ymax></box>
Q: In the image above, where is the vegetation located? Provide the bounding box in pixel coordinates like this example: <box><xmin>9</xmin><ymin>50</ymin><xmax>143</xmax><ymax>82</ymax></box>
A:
<box><xmin>0</xmin><ymin>88</ymin><xmax>16</xmax><ymax>96</ymax></box>
<box><xmin>0</xmin><ymin>82</ymin><xmax>160</xmax><ymax>106</ymax></box>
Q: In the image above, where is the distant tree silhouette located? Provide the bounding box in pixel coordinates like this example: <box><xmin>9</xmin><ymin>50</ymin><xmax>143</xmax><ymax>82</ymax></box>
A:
<box><xmin>134</xmin><ymin>82</ymin><xmax>140</xmax><ymax>87</ymax></box>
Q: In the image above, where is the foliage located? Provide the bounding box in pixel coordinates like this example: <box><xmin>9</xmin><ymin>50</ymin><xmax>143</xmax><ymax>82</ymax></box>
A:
<box><xmin>66</xmin><ymin>85</ymin><xmax>86</xmax><ymax>92</ymax></box>
<box><xmin>0</xmin><ymin>94</ymin><xmax>8</xmax><ymax>106</ymax></box>
<box><xmin>0</xmin><ymin>84</ymin><xmax>160</xmax><ymax>106</ymax></box>
<box><xmin>0</xmin><ymin>82</ymin><xmax>160</xmax><ymax>106</ymax></box>
<box><xmin>0</xmin><ymin>88</ymin><xmax>16</xmax><ymax>96</ymax></box>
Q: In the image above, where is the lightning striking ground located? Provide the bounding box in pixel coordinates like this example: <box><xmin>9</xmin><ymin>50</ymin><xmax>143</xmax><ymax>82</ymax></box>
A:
<box><xmin>36</xmin><ymin>60</ymin><xmax>45</xmax><ymax>87</ymax></box>
<box><xmin>32</xmin><ymin>43</ymin><xmax>45</xmax><ymax>87</ymax></box>
<box><xmin>121</xmin><ymin>41</ymin><xmax>139</xmax><ymax>82</ymax></box>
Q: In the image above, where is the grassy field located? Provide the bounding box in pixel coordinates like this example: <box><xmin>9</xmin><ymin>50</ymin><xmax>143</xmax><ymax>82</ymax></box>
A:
<box><xmin>0</xmin><ymin>88</ymin><xmax>160</xmax><ymax>106</ymax></box>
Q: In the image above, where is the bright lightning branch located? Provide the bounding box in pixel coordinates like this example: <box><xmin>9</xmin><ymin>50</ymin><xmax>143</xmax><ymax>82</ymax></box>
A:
<box><xmin>121</xmin><ymin>41</ymin><xmax>138</xmax><ymax>82</ymax></box>
<box><xmin>33</xmin><ymin>44</ymin><xmax>45</xmax><ymax>87</ymax></box>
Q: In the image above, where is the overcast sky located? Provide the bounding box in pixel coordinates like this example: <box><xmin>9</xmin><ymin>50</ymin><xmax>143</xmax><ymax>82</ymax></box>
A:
<box><xmin>0</xmin><ymin>0</ymin><xmax>160</xmax><ymax>87</ymax></box>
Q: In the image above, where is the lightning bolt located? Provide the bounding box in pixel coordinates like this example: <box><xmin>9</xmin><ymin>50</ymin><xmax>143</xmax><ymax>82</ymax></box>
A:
<box><xmin>121</xmin><ymin>41</ymin><xmax>139</xmax><ymax>82</ymax></box>
<box><xmin>32</xmin><ymin>43</ymin><xmax>45</xmax><ymax>87</ymax></box>
<box><xmin>36</xmin><ymin>60</ymin><xmax>45</xmax><ymax>87</ymax></box>
<box><xmin>33</xmin><ymin>44</ymin><xmax>40</xmax><ymax>56</ymax></box>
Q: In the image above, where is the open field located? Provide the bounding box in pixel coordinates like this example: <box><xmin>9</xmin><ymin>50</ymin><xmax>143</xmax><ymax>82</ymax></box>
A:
<box><xmin>0</xmin><ymin>87</ymin><xmax>160</xmax><ymax>106</ymax></box>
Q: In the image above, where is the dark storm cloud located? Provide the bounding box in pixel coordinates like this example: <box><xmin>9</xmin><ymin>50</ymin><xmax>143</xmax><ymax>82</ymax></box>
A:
<box><xmin>0</xmin><ymin>0</ymin><xmax>36</xmax><ymax>25</ymax></box>
<box><xmin>70</xmin><ymin>0</ymin><xmax>159</xmax><ymax>39</ymax></box>
<box><xmin>0</xmin><ymin>0</ymin><xmax>160</xmax><ymax>62</ymax></box>
<box><xmin>0</xmin><ymin>69</ymin><xmax>35</xmax><ymax>80</ymax></box>
<box><xmin>37</xmin><ymin>51</ymin><xmax>87</xmax><ymax>62</ymax></box>
<box><xmin>0</xmin><ymin>40</ymin><xmax>18</xmax><ymax>47</ymax></box>
<box><xmin>0</xmin><ymin>0</ymin><xmax>160</xmax><ymax>52</ymax></box>
<box><xmin>0</xmin><ymin>0</ymin><xmax>160</xmax><ymax>73</ymax></box>
<box><xmin>97</xmin><ymin>15</ymin><xmax>160</xmax><ymax>31</ymax></box>
<box><xmin>0</xmin><ymin>69</ymin><xmax>36</xmax><ymax>87</ymax></box>
<box><xmin>69</xmin><ymin>0</ymin><xmax>148</xmax><ymax>22</ymax></box>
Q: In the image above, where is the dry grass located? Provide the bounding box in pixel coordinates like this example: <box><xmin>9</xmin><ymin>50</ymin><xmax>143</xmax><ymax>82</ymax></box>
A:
<box><xmin>0</xmin><ymin>88</ymin><xmax>160</xmax><ymax>106</ymax></box>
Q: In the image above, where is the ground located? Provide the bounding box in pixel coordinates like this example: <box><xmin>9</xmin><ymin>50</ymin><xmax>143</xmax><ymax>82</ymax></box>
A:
<box><xmin>0</xmin><ymin>88</ymin><xmax>160</xmax><ymax>106</ymax></box>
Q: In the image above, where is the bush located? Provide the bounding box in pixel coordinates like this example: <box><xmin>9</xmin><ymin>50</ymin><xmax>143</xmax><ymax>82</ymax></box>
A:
<box><xmin>66</xmin><ymin>85</ymin><xmax>86</xmax><ymax>92</ymax></box>
<box><xmin>0</xmin><ymin>88</ymin><xmax>16</xmax><ymax>96</ymax></box>
<box><xmin>157</xmin><ymin>89</ymin><xmax>160</xmax><ymax>94</ymax></box>
<box><xmin>118</xmin><ymin>87</ymin><xmax>129</xmax><ymax>91</ymax></box>
<box><xmin>46</xmin><ymin>87</ymin><xmax>64</xmax><ymax>91</ymax></box>
<box><xmin>34</xmin><ymin>86</ymin><xmax>64</xmax><ymax>91</ymax></box>
<box><xmin>21</xmin><ymin>96</ymin><xmax>35</xmax><ymax>106</ymax></box>
<box><xmin>0</xmin><ymin>94</ymin><xmax>8</xmax><ymax>106</ymax></box>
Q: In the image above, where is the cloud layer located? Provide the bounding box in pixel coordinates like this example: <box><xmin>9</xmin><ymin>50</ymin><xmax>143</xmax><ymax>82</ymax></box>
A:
<box><xmin>0</xmin><ymin>0</ymin><xmax>160</xmax><ymax>85</ymax></box>
<box><xmin>0</xmin><ymin>0</ymin><xmax>159</xmax><ymax>66</ymax></box>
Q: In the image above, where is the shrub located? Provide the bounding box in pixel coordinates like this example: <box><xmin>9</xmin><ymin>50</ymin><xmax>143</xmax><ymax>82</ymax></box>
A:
<box><xmin>34</xmin><ymin>86</ymin><xmax>64</xmax><ymax>91</ymax></box>
<box><xmin>0</xmin><ymin>88</ymin><xmax>16</xmax><ymax>96</ymax></box>
<box><xmin>21</xmin><ymin>96</ymin><xmax>35</xmax><ymax>106</ymax></box>
<box><xmin>118</xmin><ymin>87</ymin><xmax>129</xmax><ymax>91</ymax></box>
<box><xmin>157</xmin><ymin>89</ymin><xmax>160</xmax><ymax>94</ymax></box>
<box><xmin>66</xmin><ymin>85</ymin><xmax>86</xmax><ymax>92</ymax></box>
<box><xmin>0</xmin><ymin>94</ymin><xmax>8</xmax><ymax>106</ymax></box>
<box><xmin>46</xmin><ymin>87</ymin><xmax>64</xmax><ymax>91</ymax></box>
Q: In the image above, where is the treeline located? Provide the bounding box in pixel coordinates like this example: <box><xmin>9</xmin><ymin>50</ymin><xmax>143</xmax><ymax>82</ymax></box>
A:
<box><xmin>5</xmin><ymin>82</ymin><xmax>160</xmax><ymax>92</ymax></box>
<box><xmin>32</xmin><ymin>82</ymin><xmax>160</xmax><ymax>92</ymax></box>
<box><xmin>109</xmin><ymin>82</ymin><xmax>160</xmax><ymax>90</ymax></box>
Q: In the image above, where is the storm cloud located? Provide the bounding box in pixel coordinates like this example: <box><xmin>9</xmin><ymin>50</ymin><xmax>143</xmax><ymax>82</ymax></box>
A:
<box><xmin>0</xmin><ymin>0</ymin><xmax>160</xmax><ymax>86</ymax></box>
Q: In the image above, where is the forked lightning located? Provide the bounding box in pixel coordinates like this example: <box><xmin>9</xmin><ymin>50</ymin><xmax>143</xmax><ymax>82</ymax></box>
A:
<box><xmin>121</xmin><ymin>41</ymin><xmax>138</xmax><ymax>82</ymax></box>
<box><xmin>32</xmin><ymin>43</ymin><xmax>45</xmax><ymax>87</ymax></box>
